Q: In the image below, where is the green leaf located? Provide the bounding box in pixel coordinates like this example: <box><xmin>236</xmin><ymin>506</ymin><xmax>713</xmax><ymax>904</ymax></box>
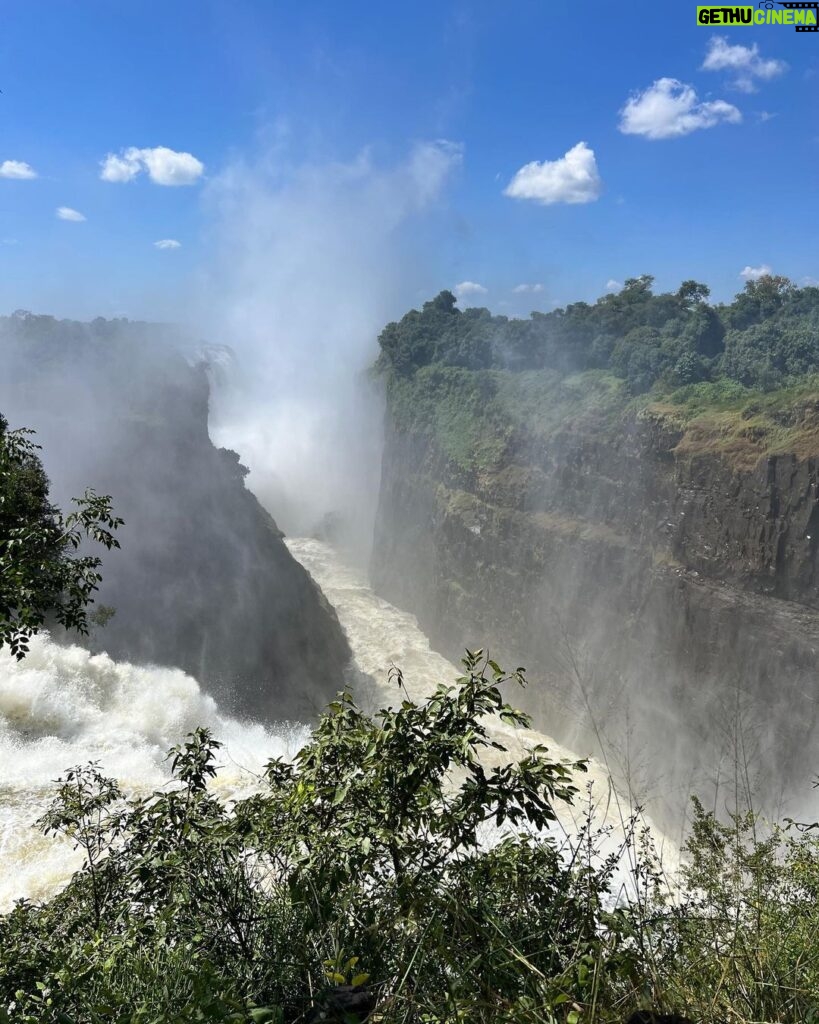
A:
<box><xmin>249</xmin><ymin>1009</ymin><xmax>279</xmax><ymax>1024</ymax></box>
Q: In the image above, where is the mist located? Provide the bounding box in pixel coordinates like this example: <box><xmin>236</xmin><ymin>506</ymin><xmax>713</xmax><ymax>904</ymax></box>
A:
<box><xmin>0</xmin><ymin>135</ymin><xmax>467</xmax><ymax>718</ymax></box>
<box><xmin>3</xmin><ymin>131</ymin><xmax>816</xmax><ymax>837</ymax></box>
<box><xmin>196</xmin><ymin>138</ymin><xmax>463</xmax><ymax>559</ymax></box>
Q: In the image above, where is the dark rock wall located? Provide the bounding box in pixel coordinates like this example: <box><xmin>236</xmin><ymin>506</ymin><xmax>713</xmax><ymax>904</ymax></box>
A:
<box><xmin>0</xmin><ymin>315</ymin><xmax>350</xmax><ymax>723</ymax></box>
<box><xmin>371</xmin><ymin>408</ymin><xmax>819</xmax><ymax>822</ymax></box>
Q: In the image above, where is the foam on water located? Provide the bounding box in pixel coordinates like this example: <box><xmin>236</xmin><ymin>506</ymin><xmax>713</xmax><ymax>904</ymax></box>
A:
<box><xmin>1</xmin><ymin>538</ymin><xmax>675</xmax><ymax>911</ymax></box>
<box><xmin>0</xmin><ymin>637</ymin><xmax>306</xmax><ymax>911</ymax></box>
<box><xmin>286</xmin><ymin>538</ymin><xmax>676</xmax><ymax>867</ymax></box>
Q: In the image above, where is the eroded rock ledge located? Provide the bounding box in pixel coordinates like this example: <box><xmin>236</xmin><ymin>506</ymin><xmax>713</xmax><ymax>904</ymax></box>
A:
<box><xmin>371</xmin><ymin>396</ymin><xmax>819</xmax><ymax>821</ymax></box>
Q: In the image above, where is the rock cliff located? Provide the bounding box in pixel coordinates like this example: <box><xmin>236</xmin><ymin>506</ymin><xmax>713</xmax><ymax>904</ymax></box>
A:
<box><xmin>0</xmin><ymin>313</ymin><xmax>350</xmax><ymax>722</ymax></box>
<box><xmin>371</xmin><ymin>368</ymin><xmax>819</xmax><ymax>821</ymax></box>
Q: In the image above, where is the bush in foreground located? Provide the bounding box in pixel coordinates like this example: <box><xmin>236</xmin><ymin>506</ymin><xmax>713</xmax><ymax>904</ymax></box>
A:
<box><xmin>2</xmin><ymin>653</ymin><xmax>819</xmax><ymax>1023</ymax></box>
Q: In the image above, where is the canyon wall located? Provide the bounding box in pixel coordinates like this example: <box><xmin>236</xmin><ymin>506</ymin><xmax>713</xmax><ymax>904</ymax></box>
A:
<box><xmin>0</xmin><ymin>313</ymin><xmax>350</xmax><ymax>722</ymax></box>
<box><xmin>371</xmin><ymin>373</ymin><xmax>819</xmax><ymax>822</ymax></box>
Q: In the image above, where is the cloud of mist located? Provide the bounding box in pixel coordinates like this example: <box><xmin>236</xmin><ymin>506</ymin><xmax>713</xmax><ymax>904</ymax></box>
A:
<box><xmin>198</xmin><ymin>139</ymin><xmax>462</xmax><ymax>558</ymax></box>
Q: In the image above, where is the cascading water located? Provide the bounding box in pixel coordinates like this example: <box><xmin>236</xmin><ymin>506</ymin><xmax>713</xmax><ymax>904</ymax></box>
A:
<box><xmin>285</xmin><ymin>539</ymin><xmax>674</xmax><ymax>853</ymax></box>
<box><xmin>0</xmin><ymin>640</ymin><xmax>307</xmax><ymax>911</ymax></box>
<box><xmin>0</xmin><ymin>538</ymin><xmax>673</xmax><ymax>912</ymax></box>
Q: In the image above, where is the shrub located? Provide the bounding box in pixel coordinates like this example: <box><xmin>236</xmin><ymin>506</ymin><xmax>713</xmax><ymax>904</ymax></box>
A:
<box><xmin>4</xmin><ymin>653</ymin><xmax>819</xmax><ymax>1023</ymax></box>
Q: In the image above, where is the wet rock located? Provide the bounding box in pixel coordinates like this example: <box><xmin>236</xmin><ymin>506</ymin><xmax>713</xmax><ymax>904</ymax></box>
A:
<box><xmin>0</xmin><ymin>314</ymin><xmax>352</xmax><ymax>723</ymax></box>
<box><xmin>371</xmin><ymin>404</ymin><xmax>819</xmax><ymax>825</ymax></box>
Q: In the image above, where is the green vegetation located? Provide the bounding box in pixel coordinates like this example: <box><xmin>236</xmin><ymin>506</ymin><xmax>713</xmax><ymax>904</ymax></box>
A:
<box><xmin>0</xmin><ymin>417</ymin><xmax>122</xmax><ymax>658</ymax></box>
<box><xmin>385</xmin><ymin>365</ymin><xmax>631</xmax><ymax>474</ymax></box>
<box><xmin>376</xmin><ymin>276</ymin><xmax>819</xmax><ymax>472</ymax></box>
<box><xmin>2</xmin><ymin>653</ymin><xmax>819</xmax><ymax>1023</ymax></box>
<box><xmin>376</xmin><ymin>276</ymin><xmax>819</xmax><ymax>396</ymax></box>
<box><xmin>386</xmin><ymin>366</ymin><xmax>513</xmax><ymax>472</ymax></box>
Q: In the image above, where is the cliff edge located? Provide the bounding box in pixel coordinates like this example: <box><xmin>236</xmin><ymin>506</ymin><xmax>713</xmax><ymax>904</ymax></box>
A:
<box><xmin>371</xmin><ymin>288</ymin><xmax>819</xmax><ymax>819</ymax></box>
<box><xmin>0</xmin><ymin>312</ymin><xmax>351</xmax><ymax>722</ymax></box>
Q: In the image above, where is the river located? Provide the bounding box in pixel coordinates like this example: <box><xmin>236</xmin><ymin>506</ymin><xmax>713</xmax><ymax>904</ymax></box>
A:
<box><xmin>0</xmin><ymin>538</ymin><xmax>671</xmax><ymax>912</ymax></box>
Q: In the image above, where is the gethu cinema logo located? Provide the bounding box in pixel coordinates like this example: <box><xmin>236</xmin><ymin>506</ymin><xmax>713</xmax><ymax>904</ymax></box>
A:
<box><xmin>697</xmin><ymin>2</ymin><xmax>819</xmax><ymax>29</ymax></box>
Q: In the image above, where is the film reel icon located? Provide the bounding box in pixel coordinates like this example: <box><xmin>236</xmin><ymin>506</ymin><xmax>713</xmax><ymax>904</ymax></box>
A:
<box><xmin>759</xmin><ymin>0</ymin><xmax>819</xmax><ymax>28</ymax></box>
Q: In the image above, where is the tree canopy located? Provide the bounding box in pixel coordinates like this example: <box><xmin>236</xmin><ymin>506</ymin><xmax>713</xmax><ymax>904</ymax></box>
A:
<box><xmin>0</xmin><ymin>416</ymin><xmax>122</xmax><ymax>658</ymax></box>
<box><xmin>376</xmin><ymin>275</ymin><xmax>819</xmax><ymax>395</ymax></box>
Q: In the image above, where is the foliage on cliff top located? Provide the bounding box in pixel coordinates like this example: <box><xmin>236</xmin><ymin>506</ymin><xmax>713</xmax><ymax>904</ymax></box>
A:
<box><xmin>386</xmin><ymin>364</ymin><xmax>629</xmax><ymax>472</ymax></box>
<box><xmin>386</xmin><ymin>365</ymin><xmax>512</xmax><ymax>472</ymax></box>
<box><xmin>4</xmin><ymin>652</ymin><xmax>819</xmax><ymax>1023</ymax></box>
<box><xmin>376</xmin><ymin>275</ymin><xmax>819</xmax><ymax>397</ymax></box>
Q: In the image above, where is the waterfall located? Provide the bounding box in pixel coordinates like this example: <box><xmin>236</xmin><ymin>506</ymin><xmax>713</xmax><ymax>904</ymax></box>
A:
<box><xmin>0</xmin><ymin>538</ymin><xmax>673</xmax><ymax>911</ymax></box>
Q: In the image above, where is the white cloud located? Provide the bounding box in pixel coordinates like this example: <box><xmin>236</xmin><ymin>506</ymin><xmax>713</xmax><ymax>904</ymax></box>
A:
<box><xmin>606</xmin><ymin>279</ymin><xmax>622</xmax><ymax>291</ymax></box>
<box><xmin>739</xmin><ymin>264</ymin><xmax>772</xmax><ymax>281</ymax></box>
<box><xmin>504</xmin><ymin>142</ymin><xmax>601</xmax><ymax>205</ymax></box>
<box><xmin>100</xmin><ymin>151</ymin><xmax>142</xmax><ymax>183</ymax></box>
<box><xmin>154</xmin><ymin>238</ymin><xmax>182</xmax><ymax>250</ymax></box>
<box><xmin>56</xmin><ymin>206</ymin><xmax>86</xmax><ymax>222</ymax></box>
<box><xmin>513</xmin><ymin>282</ymin><xmax>543</xmax><ymax>294</ymax></box>
<box><xmin>100</xmin><ymin>146</ymin><xmax>205</xmax><ymax>186</ymax></box>
<box><xmin>454</xmin><ymin>281</ymin><xmax>488</xmax><ymax>300</ymax></box>
<box><xmin>619</xmin><ymin>78</ymin><xmax>741</xmax><ymax>139</ymax></box>
<box><xmin>0</xmin><ymin>160</ymin><xmax>37</xmax><ymax>180</ymax></box>
<box><xmin>141</xmin><ymin>146</ymin><xmax>204</xmax><ymax>186</ymax></box>
<box><xmin>702</xmin><ymin>36</ymin><xmax>787</xmax><ymax>93</ymax></box>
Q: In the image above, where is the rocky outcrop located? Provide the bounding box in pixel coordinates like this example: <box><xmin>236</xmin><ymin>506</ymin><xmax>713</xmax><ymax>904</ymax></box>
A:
<box><xmin>371</xmin><ymin>398</ymin><xmax>819</xmax><ymax>822</ymax></box>
<box><xmin>0</xmin><ymin>314</ymin><xmax>350</xmax><ymax>722</ymax></box>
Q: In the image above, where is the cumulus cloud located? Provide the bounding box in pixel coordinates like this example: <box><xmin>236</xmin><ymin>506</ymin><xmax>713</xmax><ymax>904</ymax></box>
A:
<box><xmin>740</xmin><ymin>264</ymin><xmax>772</xmax><ymax>281</ymax></box>
<box><xmin>0</xmin><ymin>160</ymin><xmax>37</xmax><ymax>180</ymax></box>
<box><xmin>100</xmin><ymin>151</ymin><xmax>142</xmax><ymax>183</ymax></box>
<box><xmin>606</xmin><ymin>279</ymin><xmax>622</xmax><ymax>291</ymax></box>
<box><xmin>454</xmin><ymin>281</ymin><xmax>488</xmax><ymax>300</ymax></box>
<box><xmin>56</xmin><ymin>207</ymin><xmax>86</xmax><ymax>222</ymax></box>
<box><xmin>702</xmin><ymin>36</ymin><xmax>787</xmax><ymax>93</ymax></box>
<box><xmin>619</xmin><ymin>78</ymin><xmax>741</xmax><ymax>139</ymax></box>
<box><xmin>504</xmin><ymin>142</ymin><xmax>601</xmax><ymax>205</ymax></box>
<box><xmin>100</xmin><ymin>146</ymin><xmax>205</xmax><ymax>186</ymax></box>
<box><xmin>513</xmin><ymin>282</ymin><xmax>543</xmax><ymax>294</ymax></box>
<box><xmin>154</xmin><ymin>238</ymin><xmax>182</xmax><ymax>250</ymax></box>
<box><xmin>141</xmin><ymin>147</ymin><xmax>204</xmax><ymax>186</ymax></box>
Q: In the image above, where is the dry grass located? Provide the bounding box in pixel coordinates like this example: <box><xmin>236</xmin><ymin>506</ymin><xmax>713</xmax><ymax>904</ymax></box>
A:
<box><xmin>647</xmin><ymin>382</ymin><xmax>819</xmax><ymax>471</ymax></box>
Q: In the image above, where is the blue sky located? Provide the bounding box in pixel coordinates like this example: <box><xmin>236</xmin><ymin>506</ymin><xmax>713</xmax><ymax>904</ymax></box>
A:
<box><xmin>1</xmin><ymin>0</ymin><xmax>817</xmax><ymax>321</ymax></box>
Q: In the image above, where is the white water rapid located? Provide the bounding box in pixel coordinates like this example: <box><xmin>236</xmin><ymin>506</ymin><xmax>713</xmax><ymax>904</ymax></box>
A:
<box><xmin>0</xmin><ymin>538</ymin><xmax>673</xmax><ymax>912</ymax></box>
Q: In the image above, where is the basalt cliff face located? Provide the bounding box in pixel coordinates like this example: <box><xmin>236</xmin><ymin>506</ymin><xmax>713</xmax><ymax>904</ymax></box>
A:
<box><xmin>0</xmin><ymin>313</ymin><xmax>350</xmax><ymax>721</ymax></box>
<box><xmin>371</xmin><ymin>374</ymin><xmax>819</xmax><ymax>819</ymax></box>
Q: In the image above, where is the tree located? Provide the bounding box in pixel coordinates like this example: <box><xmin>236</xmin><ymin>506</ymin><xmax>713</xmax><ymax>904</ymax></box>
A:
<box><xmin>1</xmin><ymin>653</ymin><xmax>606</xmax><ymax>1023</ymax></box>
<box><xmin>0</xmin><ymin>416</ymin><xmax>122</xmax><ymax>659</ymax></box>
<box><xmin>676</xmin><ymin>279</ymin><xmax>710</xmax><ymax>309</ymax></box>
<box><xmin>725</xmin><ymin>274</ymin><xmax>796</xmax><ymax>330</ymax></box>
